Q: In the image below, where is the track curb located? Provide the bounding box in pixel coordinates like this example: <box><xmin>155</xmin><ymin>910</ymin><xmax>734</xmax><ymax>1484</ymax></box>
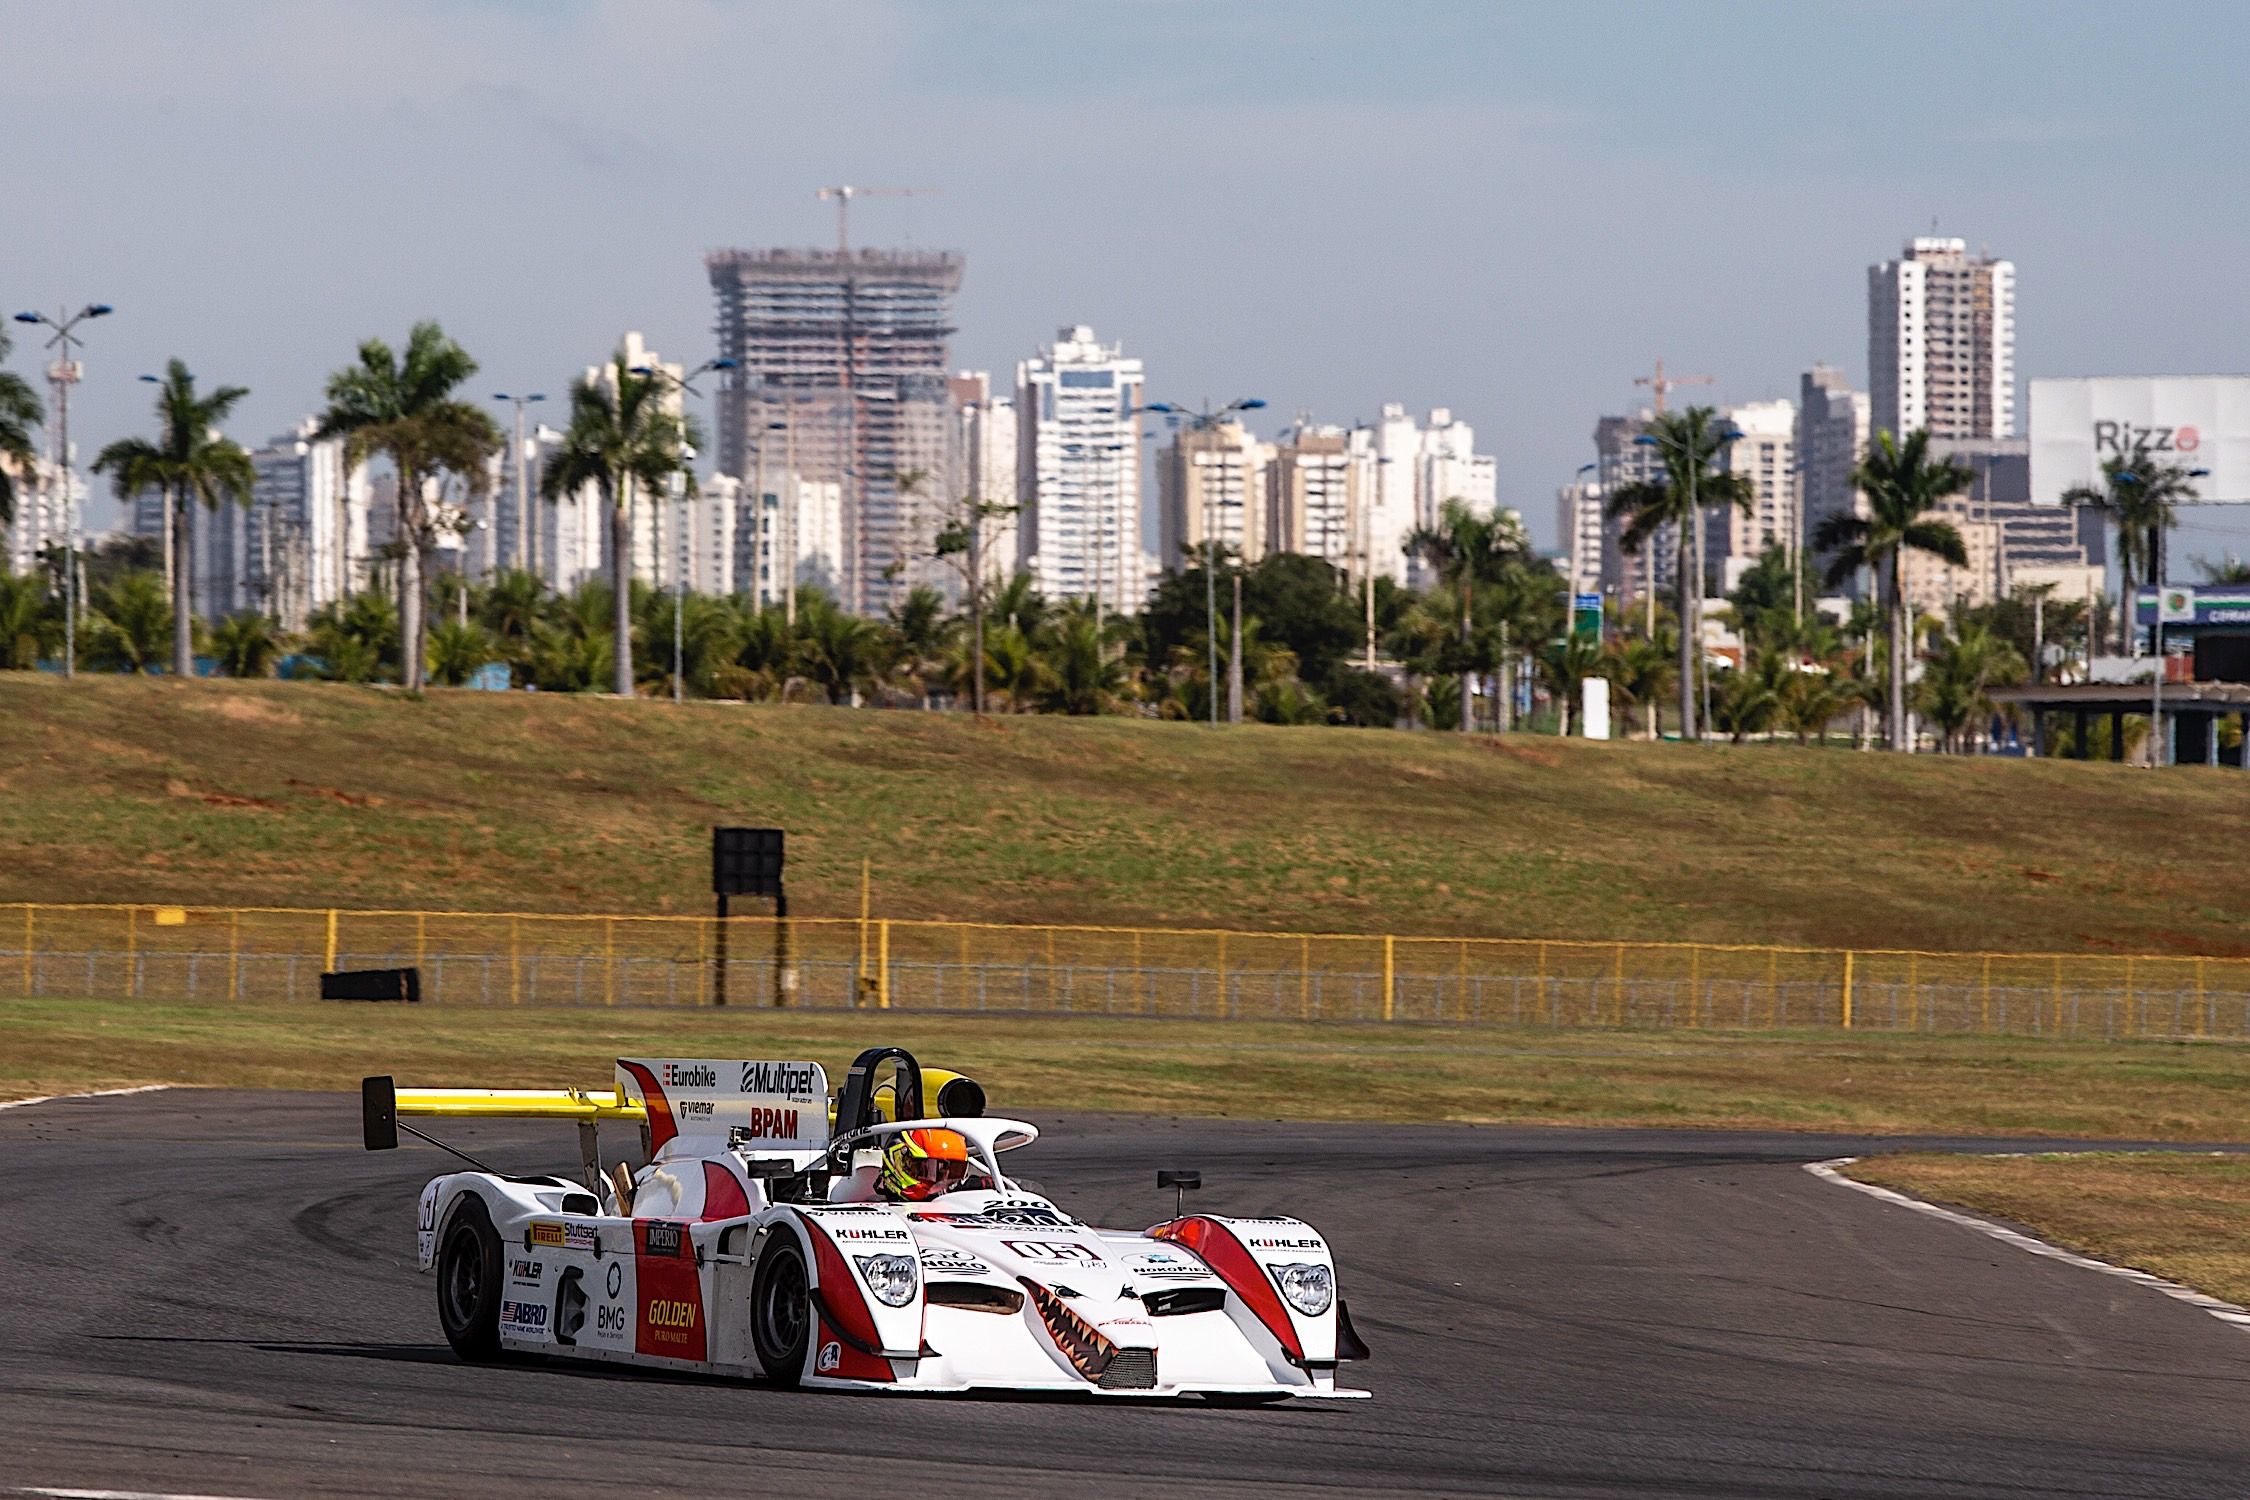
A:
<box><xmin>1807</xmin><ymin>1155</ymin><xmax>2250</xmax><ymax>1336</ymax></box>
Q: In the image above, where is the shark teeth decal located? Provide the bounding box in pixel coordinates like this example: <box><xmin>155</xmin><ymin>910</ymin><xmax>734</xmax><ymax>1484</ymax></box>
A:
<box><xmin>1019</xmin><ymin>1277</ymin><xmax>1116</xmax><ymax>1380</ymax></box>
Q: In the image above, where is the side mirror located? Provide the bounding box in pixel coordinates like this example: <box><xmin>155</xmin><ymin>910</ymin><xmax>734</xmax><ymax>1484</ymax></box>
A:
<box><xmin>362</xmin><ymin>1076</ymin><xmax>398</xmax><ymax>1152</ymax></box>
<box><xmin>1157</xmin><ymin>1168</ymin><xmax>1201</xmax><ymax>1219</ymax></box>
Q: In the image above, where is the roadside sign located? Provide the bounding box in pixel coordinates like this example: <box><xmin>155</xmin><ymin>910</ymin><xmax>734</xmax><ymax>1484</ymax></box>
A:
<box><xmin>2159</xmin><ymin>586</ymin><xmax>2197</xmax><ymax>623</ymax></box>
<box><xmin>1571</xmin><ymin>592</ymin><xmax>1603</xmax><ymax>641</ymax></box>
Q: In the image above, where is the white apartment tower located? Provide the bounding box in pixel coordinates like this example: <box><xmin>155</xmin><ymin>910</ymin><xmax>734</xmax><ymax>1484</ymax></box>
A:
<box><xmin>186</xmin><ymin>421</ymin><xmax>369</xmax><ymax>629</ymax></box>
<box><xmin>1869</xmin><ymin>236</ymin><xmax>2015</xmax><ymax>442</ymax></box>
<box><xmin>1016</xmin><ymin>326</ymin><xmax>1145</xmax><ymax>615</ymax></box>
<box><xmin>1708</xmin><ymin>399</ymin><xmax>1797</xmax><ymax>590</ymax></box>
<box><xmin>947</xmin><ymin>371</ymin><xmax>1020</xmax><ymax>593</ymax></box>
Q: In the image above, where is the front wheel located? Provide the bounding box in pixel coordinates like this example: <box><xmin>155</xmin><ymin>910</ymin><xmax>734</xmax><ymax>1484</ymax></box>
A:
<box><xmin>751</xmin><ymin>1235</ymin><xmax>812</xmax><ymax>1386</ymax></box>
<box><xmin>436</xmin><ymin>1197</ymin><xmax>503</xmax><ymax>1360</ymax></box>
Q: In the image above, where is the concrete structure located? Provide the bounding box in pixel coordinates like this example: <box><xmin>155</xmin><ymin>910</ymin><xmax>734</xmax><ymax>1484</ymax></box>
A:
<box><xmin>706</xmin><ymin>246</ymin><xmax>962</xmax><ymax>615</ymax></box>
<box><xmin>947</xmin><ymin>371</ymin><xmax>1019</xmax><ymax>593</ymax></box>
<box><xmin>1709</xmin><ymin>399</ymin><xmax>1797</xmax><ymax>591</ymax></box>
<box><xmin>1266</xmin><ymin>421</ymin><xmax>1360</xmax><ymax>567</ymax></box>
<box><xmin>1797</xmin><ymin>364</ymin><xmax>1870</xmax><ymax>595</ymax></box>
<box><xmin>6</xmin><ymin>459</ymin><xmax>86</xmax><ymax>579</ymax></box>
<box><xmin>1017</xmin><ymin>325</ymin><xmax>1145</xmax><ymax>614</ymax></box>
<box><xmin>1869</xmin><ymin>236</ymin><xmax>2016</xmax><ymax>442</ymax></box>
<box><xmin>1158</xmin><ymin>419</ymin><xmax>1270</xmax><ymax>570</ymax></box>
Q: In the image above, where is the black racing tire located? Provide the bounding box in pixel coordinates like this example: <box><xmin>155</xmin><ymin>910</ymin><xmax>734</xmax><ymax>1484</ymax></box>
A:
<box><xmin>435</xmin><ymin>1196</ymin><xmax>504</xmax><ymax>1361</ymax></box>
<box><xmin>751</xmin><ymin>1234</ymin><xmax>812</xmax><ymax>1387</ymax></box>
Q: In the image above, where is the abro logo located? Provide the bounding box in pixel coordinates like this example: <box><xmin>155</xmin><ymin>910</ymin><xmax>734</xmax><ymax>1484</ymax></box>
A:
<box><xmin>2094</xmin><ymin>421</ymin><xmax>2200</xmax><ymax>456</ymax></box>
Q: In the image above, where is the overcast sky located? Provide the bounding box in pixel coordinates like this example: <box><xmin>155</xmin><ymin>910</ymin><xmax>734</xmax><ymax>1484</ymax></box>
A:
<box><xmin>7</xmin><ymin>0</ymin><xmax>2250</xmax><ymax>554</ymax></box>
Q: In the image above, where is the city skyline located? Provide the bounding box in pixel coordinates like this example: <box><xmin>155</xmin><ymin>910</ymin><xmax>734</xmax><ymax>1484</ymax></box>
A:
<box><xmin>7</xmin><ymin>1</ymin><xmax>2250</xmax><ymax>565</ymax></box>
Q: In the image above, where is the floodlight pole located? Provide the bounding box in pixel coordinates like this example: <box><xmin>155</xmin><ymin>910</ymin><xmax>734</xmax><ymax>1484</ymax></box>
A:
<box><xmin>16</xmin><ymin>304</ymin><xmax>111</xmax><ymax>678</ymax></box>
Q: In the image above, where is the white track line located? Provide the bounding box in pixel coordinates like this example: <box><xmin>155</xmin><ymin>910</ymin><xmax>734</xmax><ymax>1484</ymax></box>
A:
<box><xmin>18</xmin><ymin>1489</ymin><xmax>271</xmax><ymax>1500</ymax></box>
<box><xmin>0</xmin><ymin>1085</ymin><xmax>171</xmax><ymax>1113</ymax></box>
<box><xmin>1807</xmin><ymin>1157</ymin><xmax>2250</xmax><ymax>1334</ymax></box>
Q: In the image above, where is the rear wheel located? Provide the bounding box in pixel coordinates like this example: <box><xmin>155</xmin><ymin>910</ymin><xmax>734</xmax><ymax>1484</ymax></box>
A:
<box><xmin>751</xmin><ymin>1235</ymin><xmax>812</xmax><ymax>1386</ymax></box>
<box><xmin>436</xmin><ymin>1197</ymin><xmax>503</xmax><ymax>1360</ymax></box>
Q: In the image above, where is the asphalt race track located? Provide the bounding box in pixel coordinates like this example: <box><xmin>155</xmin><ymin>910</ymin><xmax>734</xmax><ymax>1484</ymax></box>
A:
<box><xmin>3</xmin><ymin>1091</ymin><xmax>2247</xmax><ymax>1499</ymax></box>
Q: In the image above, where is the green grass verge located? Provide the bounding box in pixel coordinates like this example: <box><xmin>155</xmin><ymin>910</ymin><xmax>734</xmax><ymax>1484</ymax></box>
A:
<box><xmin>1843</xmin><ymin>1152</ymin><xmax>2250</xmax><ymax>1309</ymax></box>
<box><xmin>6</xmin><ymin>674</ymin><xmax>2250</xmax><ymax>955</ymax></box>
<box><xmin>4</xmin><ymin>998</ymin><xmax>2247</xmax><ymax>1140</ymax></box>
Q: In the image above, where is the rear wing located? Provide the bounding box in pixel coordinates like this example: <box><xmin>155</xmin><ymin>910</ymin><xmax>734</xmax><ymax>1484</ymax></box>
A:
<box><xmin>362</xmin><ymin>1050</ymin><xmax>987</xmax><ymax>1166</ymax></box>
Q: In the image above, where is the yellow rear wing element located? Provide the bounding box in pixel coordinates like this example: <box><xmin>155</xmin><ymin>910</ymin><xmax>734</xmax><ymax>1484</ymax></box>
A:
<box><xmin>362</xmin><ymin>1077</ymin><xmax>645</xmax><ymax>1152</ymax></box>
<box><xmin>396</xmin><ymin>1086</ymin><xmax>647</xmax><ymax>1124</ymax></box>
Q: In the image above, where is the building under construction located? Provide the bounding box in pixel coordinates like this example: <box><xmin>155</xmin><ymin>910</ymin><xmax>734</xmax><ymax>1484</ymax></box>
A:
<box><xmin>705</xmin><ymin>246</ymin><xmax>963</xmax><ymax>615</ymax></box>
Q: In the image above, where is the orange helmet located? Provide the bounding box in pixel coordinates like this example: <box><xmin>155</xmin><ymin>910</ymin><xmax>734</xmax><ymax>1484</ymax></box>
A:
<box><xmin>880</xmin><ymin>1127</ymin><xmax>971</xmax><ymax>1202</ymax></box>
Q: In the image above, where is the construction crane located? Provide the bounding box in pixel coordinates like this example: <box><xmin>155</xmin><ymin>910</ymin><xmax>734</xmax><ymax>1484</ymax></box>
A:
<box><xmin>816</xmin><ymin>185</ymin><xmax>938</xmax><ymax>254</ymax></box>
<box><xmin>1634</xmin><ymin>357</ymin><xmax>1714</xmax><ymax>414</ymax></box>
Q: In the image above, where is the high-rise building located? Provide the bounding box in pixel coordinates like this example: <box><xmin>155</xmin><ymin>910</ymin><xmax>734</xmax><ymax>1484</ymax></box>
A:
<box><xmin>189</xmin><ymin>421</ymin><xmax>368</xmax><ymax>629</ymax></box>
<box><xmin>1709</xmin><ymin>399</ymin><xmax>1797</xmax><ymax>590</ymax></box>
<box><xmin>1017</xmin><ymin>325</ymin><xmax>1146</xmax><ymax>614</ymax></box>
<box><xmin>1157</xmin><ymin>420</ymin><xmax>1270</xmax><ymax>571</ymax></box>
<box><xmin>706</xmin><ymin>247</ymin><xmax>962</xmax><ymax>615</ymax></box>
<box><xmin>1358</xmin><ymin>403</ymin><xmax>1500</xmax><ymax>584</ymax></box>
<box><xmin>1798</xmin><ymin>364</ymin><xmax>1871</xmax><ymax>596</ymax></box>
<box><xmin>1592</xmin><ymin>411</ymin><xmax>1673</xmax><ymax>599</ymax></box>
<box><xmin>1558</xmin><ymin>478</ymin><xmax>1611</xmax><ymax>596</ymax></box>
<box><xmin>947</xmin><ymin>371</ymin><xmax>1019</xmax><ymax>593</ymax></box>
<box><xmin>1265</xmin><ymin>420</ymin><xmax>1361</xmax><ymax>567</ymax></box>
<box><xmin>1869</xmin><ymin>236</ymin><xmax>2015</xmax><ymax>442</ymax></box>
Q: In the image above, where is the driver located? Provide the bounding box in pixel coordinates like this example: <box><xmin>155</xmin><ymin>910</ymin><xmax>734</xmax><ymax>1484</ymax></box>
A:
<box><xmin>879</xmin><ymin>1127</ymin><xmax>986</xmax><ymax>1201</ymax></box>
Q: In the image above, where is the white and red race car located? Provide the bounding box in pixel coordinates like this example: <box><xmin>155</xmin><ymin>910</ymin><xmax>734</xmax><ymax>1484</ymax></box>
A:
<box><xmin>362</xmin><ymin>1046</ymin><xmax>1370</xmax><ymax>1399</ymax></box>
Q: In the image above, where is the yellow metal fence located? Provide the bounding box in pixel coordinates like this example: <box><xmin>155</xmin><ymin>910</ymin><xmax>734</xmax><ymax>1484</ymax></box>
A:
<box><xmin>5</xmin><ymin>902</ymin><xmax>2248</xmax><ymax>1042</ymax></box>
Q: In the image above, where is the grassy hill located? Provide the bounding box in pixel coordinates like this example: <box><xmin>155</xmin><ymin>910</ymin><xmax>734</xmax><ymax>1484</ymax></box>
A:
<box><xmin>1</xmin><ymin>673</ymin><xmax>2242</xmax><ymax>956</ymax></box>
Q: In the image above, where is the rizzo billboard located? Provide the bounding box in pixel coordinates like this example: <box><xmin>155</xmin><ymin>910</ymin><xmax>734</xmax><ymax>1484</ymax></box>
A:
<box><xmin>2030</xmin><ymin>377</ymin><xmax>2250</xmax><ymax>504</ymax></box>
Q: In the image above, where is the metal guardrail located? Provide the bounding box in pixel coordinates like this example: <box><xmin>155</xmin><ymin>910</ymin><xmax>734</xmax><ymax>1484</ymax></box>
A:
<box><xmin>5</xmin><ymin>903</ymin><xmax>2247</xmax><ymax>1040</ymax></box>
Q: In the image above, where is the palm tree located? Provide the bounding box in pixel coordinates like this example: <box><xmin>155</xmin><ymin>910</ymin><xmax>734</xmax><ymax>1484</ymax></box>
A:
<box><xmin>1034</xmin><ymin>610</ymin><xmax>1125</xmax><ymax>715</ymax></box>
<box><xmin>426</xmin><ymin>619</ymin><xmax>495</xmax><ymax>687</ymax></box>
<box><xmin>1812</xmin><ymin>428</ymin><xmax>1972</xmax><ymax>752</ymax></box>
<box><xmin>1599</xmin><ymin>632</ymin><xmax>1674</xmax><ymax>740</ymax></box>
<box><xmin>206</xmin><ymin>611</ymin><xmax>283</xmax><ymax>678</ymax></box>
<box><xmin>1604</xmin><ymin>407</ymin><xmax>1757</xmax><ymax>741</ymax></box>
<box><xmin>315</xmin><ymin>322</ymin><xmax>500</xmax><ymax>692</ymax></box>
<box><xmin>84</xmin><ymin>571</ymin><xmax>172</xmax><ymax>673</ymax></box>
<box><xmin>541</xmin><ymin>357</ymin><xmax>700</xmax><ymax>697</ymax></box>
<box><xmin>92</xmin><ymin>360</ymin><xmax>255</xmax><ymax>679</ymax></box>
<box><xmin>1537</xmin><ymin>633</ymin><xmax>1604</xmax><ymax>736</ymax></box>
<box><xmin>1779</xmin><ymin>668</ymin><xmax>1846</xmax><ymax>745</ymax></box>
<box><xmin>2063</xmin><ymin>455</ymin><xmax>2203</xmax><ymax>646</ymax></box>
<box><xmin>0</xmin><ymin>568</ymin><xmax>55</xmax><ymax>669</ymax></box>
<box><xmin>1404</xmin><ymin>498</ymin><xmax>1516</xmax><ymax>732</ymax></box>
<box><xmin>0</xmin><ymin>329</ymin><xmax>43</xmax><ymax>528</ymax></box>
<box><xmin>1917</xmin><ymin>620</ymin><xmax>2027</xmax><ymax>753</ymax></box>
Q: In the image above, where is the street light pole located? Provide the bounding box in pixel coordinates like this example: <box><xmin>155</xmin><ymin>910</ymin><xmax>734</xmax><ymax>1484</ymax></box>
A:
<box><xmin>1144</xmin><ymin>397</ymin><xmax>1265</xmax><ymax>726</ymax></box>
<box><xmin>15</xmin><ymin>304</ymin><xmax>111</xmax><ymax>679</ymax></box>
<box><xmin>2120</xmin><ymin>465</ymin><xmax>2211</xmax><ymax>767</ymax></box>
<box><xmin>491</xmin><ymin>392</ymin><xmax>547</xmax><ymax>581</ymax></box>
<box><xmin>631</xmin><ymin>358</ymin><xmax>737</xmax><ymax>703</ymax></box>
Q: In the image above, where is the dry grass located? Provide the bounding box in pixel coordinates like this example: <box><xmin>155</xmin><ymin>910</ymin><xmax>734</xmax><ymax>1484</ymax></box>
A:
<box><xmin>4</xmin><ymin>998</ymin><xmax>2248</xmax><ymax>1141</ymax></box>
<box><xmin>1843</xmin><ymin>1151</ymin><xmax>2250</xmax><ymax>1308</ymax></box>
<box><xmin>4</xmin><ymin>674</ymin><xmax>2250</xmax><ymax>955</ymax></box>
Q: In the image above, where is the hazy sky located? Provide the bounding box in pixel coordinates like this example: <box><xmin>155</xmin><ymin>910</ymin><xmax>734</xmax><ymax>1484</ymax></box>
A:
<box><xmin>8</xmin><ymin>0</ymin><xmax>2250</xmax><ymax>554</ymax></box>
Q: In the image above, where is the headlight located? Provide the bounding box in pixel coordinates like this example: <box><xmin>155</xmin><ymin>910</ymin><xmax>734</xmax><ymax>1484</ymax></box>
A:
<box><xmin>854</xmin><ymin>1253</ymin><xmax>918</xmax><ymax>1307</ymax></box>
<box><xmin>1270</xmin><ymin>1262</ymin><xmax>1333</xmax><ymax>1317</ymax></box>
